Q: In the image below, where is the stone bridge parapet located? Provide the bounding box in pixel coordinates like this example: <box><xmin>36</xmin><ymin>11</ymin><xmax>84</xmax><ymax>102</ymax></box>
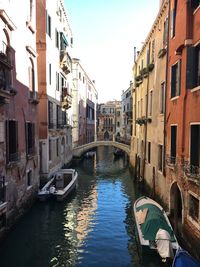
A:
<box><xmin>73</xmin><ymin>141</ymin><xmax>130</xmax><ymax>158</ymax></box>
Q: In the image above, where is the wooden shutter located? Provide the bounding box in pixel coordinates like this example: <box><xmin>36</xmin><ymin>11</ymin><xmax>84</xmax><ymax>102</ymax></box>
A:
<box><xmin>177</xmin><ymin>59</ymin><xmax>181</xmax><ymax>96</ymax></box>
<box><xmin>186</xmin><ymin>46</ymin><xmax>196</xmax><ymax>89</ymax></box>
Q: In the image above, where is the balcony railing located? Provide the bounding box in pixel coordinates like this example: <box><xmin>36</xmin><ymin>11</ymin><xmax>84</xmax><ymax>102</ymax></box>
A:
<box><xmin>27</xmin><ymin>146</ymin><xmax>36</xmax><ymax>156</ymax></box>
<box><xmin>182</xmin><ymin>161</ymin><xmax>200</xmax><ymax>184</ymax></box>
<box><xmin>7</xmin><ymin>152</ymin><xmax>19</xmax><ymax>163</ymax></box>
<box><xmin>166</xmin><ymin>155</ymin><xmax>177</xmax><ymax>167</ymax></box>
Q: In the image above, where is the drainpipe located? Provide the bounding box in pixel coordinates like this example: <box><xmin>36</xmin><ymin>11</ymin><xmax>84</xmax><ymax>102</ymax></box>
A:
<box><xmin>163</xmin><ymin>0</ymin><xmax>170</xmax><ymax>177</ymax></box>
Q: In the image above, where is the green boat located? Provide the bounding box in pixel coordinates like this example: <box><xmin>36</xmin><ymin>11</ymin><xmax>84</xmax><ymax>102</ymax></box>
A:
<box><xmin>133</xmin><ymin>196</ymin><xmax>179</xmax><ymax>262</ymax></box>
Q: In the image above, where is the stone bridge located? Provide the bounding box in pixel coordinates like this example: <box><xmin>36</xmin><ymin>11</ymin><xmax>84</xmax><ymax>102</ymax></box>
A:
<box><xmin>72</xmin><ymin>141</ymin><xmax>130</xmax><ymax>158</ymax></box>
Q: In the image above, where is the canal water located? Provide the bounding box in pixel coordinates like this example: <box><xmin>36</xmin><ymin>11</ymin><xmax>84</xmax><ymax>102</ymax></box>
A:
<box><xmin>0</xmin><ymin>147</ymin><xmax>163</xmax><ymax>267</ymax></box>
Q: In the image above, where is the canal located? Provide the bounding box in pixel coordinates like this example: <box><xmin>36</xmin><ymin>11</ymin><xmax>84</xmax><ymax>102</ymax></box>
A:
<box><xmin>0</xmin><ymin>147</ymin><xmax>163</xmax><ymax>267</ymax></box>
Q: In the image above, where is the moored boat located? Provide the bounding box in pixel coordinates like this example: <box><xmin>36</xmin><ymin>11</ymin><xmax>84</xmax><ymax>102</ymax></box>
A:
<box><xmin>133</xmin><ymin>196</ymin><xmax>179</xmax><ymax>262</ymax></box>
<box><xmin>38</xmin><ymin>168</ymin><xmax>78</xmax><ymax>201</ymax></box>
<box><xmin>53</xmin><ymin>168</ymin><xmax>78</xmax><ymax>201</ymax></box>
<box><xmin>37</xmin><ymin>176</ymin><xmax>55</xmax><ymax>201</ymax></box>
<box><xmin>172</xmin><ymin>248</ymin><xmax>200</xmax><ymax>267</ymax></box>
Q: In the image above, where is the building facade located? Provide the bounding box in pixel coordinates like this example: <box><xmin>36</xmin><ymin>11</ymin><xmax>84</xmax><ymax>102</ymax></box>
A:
<box><xmin>97</xmin><ymin>101</ymin><xmax>121</xmax><ymax>141</ymax></box>
<box><xmin>0</xmin><ymin>0</ymin><xmax>39</xmax><ymax>237</ymax></box>
<box><xmin>36</xmin><ymin>0</ymin><xmax>73</xmax><ymax>179</ymax></box>
<box><xmin>72</xmin><ymin>58</ymin><xmax>97</xmax><ymax>147</ymax></box>
<box><xmin>121</xmin><ymin>84</ymin><xmax>133</xmax><ymax>144</ymax></box>
<box><xmin>130</xmin><ymin>1</ymin><xmax>168</xmax><ymax>202</ymax></box>
<box><xmin>165</xmin><ymin>0</ymin><xmax>200</xmax><ymax>258</ymax></box>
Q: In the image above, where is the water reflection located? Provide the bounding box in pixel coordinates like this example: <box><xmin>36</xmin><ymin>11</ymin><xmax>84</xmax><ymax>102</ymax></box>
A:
<box><xmin>0</xmin><ymin>146</ymin><xmax>162</xmax><ymax>267</ymax></box>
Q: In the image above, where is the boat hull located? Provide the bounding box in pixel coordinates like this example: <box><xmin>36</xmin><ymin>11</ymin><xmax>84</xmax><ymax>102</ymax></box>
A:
<box><xmin>133</xmin><ymin>196</ymin><xmax>179</xmax><ymax>260</ymax></box>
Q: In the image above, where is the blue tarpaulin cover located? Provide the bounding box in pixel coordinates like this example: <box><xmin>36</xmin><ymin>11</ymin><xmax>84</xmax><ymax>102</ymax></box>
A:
<box><xmin>173</xmin><ymin>249</ymin><xmax>200</xmax><ymax>267</ymax></box>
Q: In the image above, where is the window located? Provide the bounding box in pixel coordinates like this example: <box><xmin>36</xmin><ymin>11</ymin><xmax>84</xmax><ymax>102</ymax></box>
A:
<box><xmin>186</xmin><ymin>45</ymin><xmax>200</xmax><ymax>89</ymax></box>
<box><xmin>190</xmin><ymin>125</ymin><xmax>200</xmax><ymax>172</ymax></box>
<box><xmin>25</xmin><ymin>122</ymin><xmax>35</xmax><ymax>155</ymax></box>
<box><xmin>151</xmin><ymin>40</ymin><xmax>155</xmax><ymax>63</ymax></box>
<box><xmin>149</xmin><ymin>91</ymin><xmax>153</xmax><ymax>116</ymax></box>
<box><xmin>55</xmin><ymin>29</ymin><xmax>59</xmax><ymax>48</ymax></box>
<box><xmin>170</xmin><ymin>125</ymin><xmax>177</xmax><ymax>164</ymax></box>
<box><xmin>0</xmin><ymin>176</ymin><xmax>6</xmax><ymax>204</ymax></box>
<box><xmin>46</xmin><ymin>13</ymin><xmax>51</xmax><ymax>37</ymax></box>
<box><xmin>171</xmin><ymin>60</ymin><xmax>181</xmax><ymax>98</ymax></box>
<box><xmin>191</xmin><ymin>0</ymin><xmax>200</xmax><ymax>9</ymax></box>
<box><xmin>6</xmin><ymin>120</ymin><xmax>18</xmax><ymax>163</ymax></box>
<box><xmin>56</xmin><ymin>139</ymin><xmax>59</xmax><ymax>157</ymax></box>
<box><xmin>56</xmin><ymin>72</ymin><xmax>60</xmax><ymax>91</ymax></box>
<box><xmin>57</xmin><ymin>105</ymin><xmax>62</xmax><ymax>128</ymax></box>
<box><xmin>29</xmin><ymin>0</ymin><xmax>33</xmax><ymax>21</ymax></box>
<box><xmin>49</xmin><ymin>63</ymin><xmax>51</xmax><ymax>85</ymax></box>
<box><xmin>48</xmin><ymin>101</ymin><xmax>53</xmax><ymax>128</ymax></box>
<box><xmin>160</xmin><ymin>82</ymin><xmax>165</xmax><ymax>114</ymax></box>
<box><xmin>79</xmin><ymin>72</ymin><xmax>81</xmax><ymax>80</ymax></box>
<box><xmin>158</xmin><ymin>145</ymin><xmax>163</xmax><ymax>171</ymax></box>
<box><xmin>171</xmin><ymin>0</ymin><xmax>177</xmax><ymax>38</ymax></box>
<box><xmin>27</xmin><ymin>170</ymin><xmax>32</xmax><ymax>187</ymax></box>
<box><xmin>147</xmin><ymin>142</ymin><xmax>151</xmax><ymax>164</ymax></box>
<box><xmin>49</xmin><ymin>139</ymin><xmax>52</xmax><ymax>161</ymax></box>
<box><xmin>189</xmin><ymin>194</ymin><xmax>199</xmax><ymax>222</ymax></box>
<box><xmin>163</xmin><ymin>18</ymin><xmax>168</xmax><ymax>47</ymax></box>
<box><xmin>117</xmin><ymin>121</ymin><xmax>120</xmax><ymax>127</ymax></box>
<box><xmin>28</xmin><ymin>58</ymin><xmax>35</xmax><ymax>97</ymax></box>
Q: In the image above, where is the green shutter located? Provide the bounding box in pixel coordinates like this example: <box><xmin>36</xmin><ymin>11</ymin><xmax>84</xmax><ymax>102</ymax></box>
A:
<box><xmin>177</xmin><ymin>59</ymin><xmax>181</xmax><ymax>96</ymax></box>
<box><xmin>186</xmin><ymin>46</ymin><xmax>196</xmax><ymax>89</ymax></box>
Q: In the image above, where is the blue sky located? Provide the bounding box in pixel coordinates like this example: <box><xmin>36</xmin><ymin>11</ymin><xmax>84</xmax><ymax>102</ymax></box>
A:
<box><xmin>65</xmin><ymin>0</ymin><xmax>160</xmax><ymax>102</ymax></box>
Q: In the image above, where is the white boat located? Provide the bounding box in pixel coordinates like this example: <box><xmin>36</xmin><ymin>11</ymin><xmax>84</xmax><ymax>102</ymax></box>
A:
<box><xmin>37</xmin><ymin>176</ymin><xmax>55</xmax><ymax>201</ymax></box>
<box><xmin>38</xmin><ymin>169</ymin><xmax>78</xmax><ymax>201</ymax></box>
<box><xmin>133</xmin><ymin>196</ymin><xmax>179</xmax><ymax>262</ymax></box>
<box><xmin>53</xmin><ymin>168</ymin><xmax>78</xmax><ymax>201</ymax></box>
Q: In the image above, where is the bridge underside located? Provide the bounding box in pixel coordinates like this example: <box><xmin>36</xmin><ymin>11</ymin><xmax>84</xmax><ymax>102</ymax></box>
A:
<box><xmin>72</xmin><ymin>141</ymin><xmax>130</xmax><ymax>158</ymax></box>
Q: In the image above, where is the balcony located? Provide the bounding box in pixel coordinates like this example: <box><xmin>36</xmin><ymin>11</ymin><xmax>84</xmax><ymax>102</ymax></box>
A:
<box><xmin>183</xmin><ymin>161</ymin><xmax>200</xmax><ymax>185</ymax></box>
<box><xmin>29</xmin><ymin>91</ymin><xmax>39</xmax><ymax>105</ymax></box>
<box><xmin>7</xmin><ymin>151</ymin><xmax>19</xmax><ymax>164</ymax></box>
<box><xmin>61</xmin><ymin>87</ymin><xmax>72</xmax><ymax>110</ymax></box>
<box><xmin>60</xmin><ymin>50</ymin><xmax>72</xmax><ymax>74</ymax></box>
<box><xmin>166</xmin><ymin>155</ymin><xmax>177</xmax><ymax>168</ymax></box>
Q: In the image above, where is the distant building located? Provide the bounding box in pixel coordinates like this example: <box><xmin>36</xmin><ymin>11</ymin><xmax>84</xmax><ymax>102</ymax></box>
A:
<box><xmin>0</xmin><ymin>0</ymin><xmax>39</xmax><ymax>237</ymax></box>
<box><xmin>72</xmin><ymin>58</ymin><xmax>97</xmax><ymax>147</ymax></box>
<box><xmin>36</xmin><ymin>0</ymin><xmax>73</xmax><ymax>179</ymax></box>
<box><xmin>97</xmin><ymin>101</ymin><xmax>121</xmax><ymax>141</ymax></box>
<box><xmin>121</xmin><ymin>84</ymin><xmax>132</xmax><ymax>144</ymax></box>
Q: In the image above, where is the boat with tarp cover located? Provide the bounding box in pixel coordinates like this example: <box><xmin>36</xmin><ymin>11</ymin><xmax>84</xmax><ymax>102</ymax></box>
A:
<box><xmin>133</xmin><ymin>196</ymin><xmax>179</xmax><ymax>263</ymax></box>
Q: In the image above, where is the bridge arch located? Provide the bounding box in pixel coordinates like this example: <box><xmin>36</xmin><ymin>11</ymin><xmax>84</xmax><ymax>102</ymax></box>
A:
<box><xmin>72</xmin><ymin>141</ymin><xmax>130</xmax><ymax>158</ymax></box>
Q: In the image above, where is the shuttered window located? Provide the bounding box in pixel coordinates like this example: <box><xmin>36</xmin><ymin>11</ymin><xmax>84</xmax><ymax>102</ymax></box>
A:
<box><xmin>170</xmin><ymin>125</ymin><xmax>177</xmax><ymax>164</ymax></box>
<box><xmin>6</xmin><ymin>120</ymin><xmax>19</xmax><ymax>163</ymax></box>
<box><xmin>25</xmin><ymin>122</ymin><xmax>35</xmax><ymax>155</ymax></box>
<box><xmin>186</xmin><ymin>45</ymin><xmax>200</xmax><ymax>89</ymax></box>
<box><xmin>190</xmin><ymin>125</ymin><xmax>200</xmax><ymax>168</ymax></box>
<box><xmin>48</xmin><ymin>101</ymin><xmax>53</xmax><ymax>128</ymax></box>
<box><xmin>171</xmin><ymin>60</ymin><xmax>181</xmax><ymax>98</ymax></box>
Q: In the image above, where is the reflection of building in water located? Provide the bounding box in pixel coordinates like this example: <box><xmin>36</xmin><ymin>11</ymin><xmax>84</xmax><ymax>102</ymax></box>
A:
<box><xmin>75</xmin><ymin>186</ymin><xmax>98</xmax><ymax>246</ymax></box>
<box><xmin>62</xmin><ymin>184</ymin><xmax>98</xmax><ymax>264</ymax></box>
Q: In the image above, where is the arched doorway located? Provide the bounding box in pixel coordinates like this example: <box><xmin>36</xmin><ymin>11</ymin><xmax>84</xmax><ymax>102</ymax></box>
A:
<box><xmin>104</xmin><ymin>131</ymin><xmax>109</xmax><ymax>140</ymax></box>
<box><xmin>170</xmin><ymin>182</ymin><xmax>183</xmax><ymax>235</ymax></box>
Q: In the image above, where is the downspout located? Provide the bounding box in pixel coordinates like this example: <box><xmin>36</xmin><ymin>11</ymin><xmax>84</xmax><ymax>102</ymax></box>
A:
<box><xmin>163</xmin><ymin>0</ymin><xmax>170</xmax><ymax>177</ymax></box>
